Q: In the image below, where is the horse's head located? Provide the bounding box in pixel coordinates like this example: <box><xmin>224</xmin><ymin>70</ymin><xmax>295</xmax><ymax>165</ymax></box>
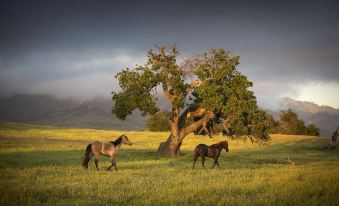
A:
<box><xmin>121</xmin><ymin>135</ymin><xmax>132</xmax><ymax>146</ymax></box>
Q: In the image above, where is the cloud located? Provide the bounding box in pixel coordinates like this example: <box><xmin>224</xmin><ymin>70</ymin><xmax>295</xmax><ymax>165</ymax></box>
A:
<box><xmin>250</xmin><ymin>80</ymin><xmax>299</xmax><ymax>109</ymax></box>
<box><xmin>70</xmin><ymin>53</ymin><xmax>146</xmax><ymax>71</ymax></box>
<box><xmin>293</xmin><ymin>81</ymin><xmax>339</xmax><ymax>108</ymax></box>
<box><xmin>27</xmin><ymin>73</ymin><xmax>117</xmax><ymax>100</ymax></box>
<box><xmin>1</xmin><ymin>47</ymin><xmax>338</xmax><ymax>109</ymax></box>
<box><xmin>238</xmin><ymin>47</ymin><xmax>339</xmax><ymax>83</ymax></box>
<box><xmin>251</xmin><ymin>80</ymin><xmax>339</xmax><ymax>109</ymax></box>
<box><xmin>1</xmin><ymin>0</ymin><xmax>338</xmax><ymax>108</ymax></box>
<box><xmin>0</xmin><ymin>69</ymin><xmax>32</xmax><ymax>96</ymax></box>
<box><xmin>0</xmin><ymin>49</ymin><xmax>146</xmax><ymax>99</ymax></box>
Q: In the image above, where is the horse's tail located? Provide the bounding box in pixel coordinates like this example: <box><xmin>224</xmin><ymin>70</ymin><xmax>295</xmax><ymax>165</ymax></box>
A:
<box><xmin>82</xmin><ymin>144</ymin><xmax>92</xmax><ymax>169</ymax></box>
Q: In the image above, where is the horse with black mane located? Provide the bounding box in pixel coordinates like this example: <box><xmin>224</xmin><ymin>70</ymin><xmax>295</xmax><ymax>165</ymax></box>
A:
<box><xmin>192</xmin><ymin>141</ymin><xmax>229</xmax><ymax>169</ymax></box>
<box><xmin>82</xmin><ymin>135</ymin><xmax>132</xmax><ymax>171</ymax></box>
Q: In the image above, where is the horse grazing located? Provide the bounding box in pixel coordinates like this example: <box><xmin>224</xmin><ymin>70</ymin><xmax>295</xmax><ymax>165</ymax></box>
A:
<box><xmin>82</xmin><ymin>135</ymin><xmax>132</xmax><ymax>171</ymax></box>
<box><xmin>192</xmin><ymin>141</ymin><xmax>229</xmax><ymax>169</ymax></box>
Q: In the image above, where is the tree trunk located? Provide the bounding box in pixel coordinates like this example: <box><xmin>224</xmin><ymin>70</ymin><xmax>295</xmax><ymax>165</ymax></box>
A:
<box><xmin>156</xmin><ymin>109</ymin><xmax>214</xmax><ymax>156</ymax></box>
<box><xmin>157</xmin><ymin>134</ymin><xmax>182</xmax><ymax>155</ymax></box>
<box><xmin>330</xmin><ymin>126</ymin><xmax>338</xmax><ymax>149</ymax></box>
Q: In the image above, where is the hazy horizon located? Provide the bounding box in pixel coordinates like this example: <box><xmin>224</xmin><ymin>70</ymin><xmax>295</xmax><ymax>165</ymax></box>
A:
<box><xmin>1</xmin><ymin>0</ymin><xmax>339</xmax><ymax>109</ymax></box>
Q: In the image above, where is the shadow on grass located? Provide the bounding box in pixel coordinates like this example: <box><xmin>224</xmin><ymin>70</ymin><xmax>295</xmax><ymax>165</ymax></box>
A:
<box><xmin>0</xmin><ymin>149</ymin><xmax>164</xmax><ymax>169</ymax></box>
<box><xmin>178</xmin><ymin>138</ymin><xmax>338</xmax><ymax>169</ymax></box>
<box><xmin>219</xmin><ymin>138</ymin><xmax>339</xmax><ymax>168</ymax></box>
<box><xmin>0</xmin><ymin>138</ymin><xmax>337</xmax><ymax>170</ymax></box>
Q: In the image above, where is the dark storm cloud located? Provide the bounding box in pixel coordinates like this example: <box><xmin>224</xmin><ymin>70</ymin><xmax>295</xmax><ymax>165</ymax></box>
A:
<box><xmin>0</xmin><ymin>0</ymin><xmax>338</xmax><ymax>106</ymax></box>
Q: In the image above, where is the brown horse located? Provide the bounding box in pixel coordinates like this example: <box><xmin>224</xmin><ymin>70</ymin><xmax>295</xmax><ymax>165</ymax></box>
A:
<box><xmin>82</xmin><ymin>135</ymin><xmax>132</xmax><ymax>171</ymax></box>
<box><xmin>192</xmin><ymin>141</ymin><xmax>229</xmax><ymax>169</ymax></box>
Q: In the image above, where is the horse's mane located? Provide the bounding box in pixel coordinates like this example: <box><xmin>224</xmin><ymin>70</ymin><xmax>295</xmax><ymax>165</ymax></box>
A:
<box><xmin>110</xmin><ymin>136</ymin><xmax>123</xmax><ymax>146</ymax></box>
<box><xmin>211</xmin><ymin>141</ymin><xmax>227</xmax><ymax>148</ymax></box>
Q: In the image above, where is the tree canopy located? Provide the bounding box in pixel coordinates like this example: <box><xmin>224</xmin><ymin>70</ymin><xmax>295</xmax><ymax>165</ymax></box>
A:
<box><xmin>147</xmin><ymin>111</ymin><xmax>171</xmax><ymax>132</ymax></box>
<box><xmin>112</xmin><ymin>45</ymin><xmax>270</xmax><ymax>155</ymax></box>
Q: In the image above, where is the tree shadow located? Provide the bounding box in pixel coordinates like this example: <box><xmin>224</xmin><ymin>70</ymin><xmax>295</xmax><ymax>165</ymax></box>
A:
<box><xmin>1</xmin><ymin>138</ymin><xmax>337</xmax><ymax>170</ymax></box>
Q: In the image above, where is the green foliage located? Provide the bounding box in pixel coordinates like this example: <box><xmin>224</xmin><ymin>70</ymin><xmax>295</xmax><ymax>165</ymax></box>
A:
<box><xmin>266</xmin><ymin>114</ymin><xmax>280</xmax><ymax>134</ymax></box>
<box><xmin>146</xmin><ymin>111</ymin><xmax>171</xmax><ymax>132</ymax></box>
<box><xmin>306</xmin><ymin>123</ymin><xmax>320</xmax><ymax>136</ymax></box>
<box><xmin>192</xmin><ymin>49</ymin><xmax>269</xmax><ymax>139</ymax></box>
<box><xmin>112</xmin><ymin>67</ymin><xmax>160</xmax><ymax>119</ymax></box>
<box><xmin>279</xmin><ymin>109</ymin><xmax>307</xmax><ymax>135</ymax></box>
<box><xmin>268</xmin><ymin>109</ymin><xmax>320</xmax><ymax>136</ymax></box>
<box><xmin>113</xmin><ymin>46</ymin><xmax>269</xmax><ymax>141</ymax></box>
<box><xmin>112</xmin><ymin>46</ymin><xmax>185</xmax><ymax>119</ymax></box>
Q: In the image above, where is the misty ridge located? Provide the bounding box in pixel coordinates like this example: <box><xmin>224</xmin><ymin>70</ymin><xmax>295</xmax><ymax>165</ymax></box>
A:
<box><xmin>0</xmin><ymin>94</ymin><xmax>146</xmax><ymax>130</ymax></box>
<box><xmin>0</xmin><ymin>94</ymin><xmax>338</xmax><ymax>136</ymax></box>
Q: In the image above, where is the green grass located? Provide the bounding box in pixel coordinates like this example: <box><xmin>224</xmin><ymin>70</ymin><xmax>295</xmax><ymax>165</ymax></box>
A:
<box><xmin>0</xmin><ymin>121</ymin><xmax>338</xmax><ymax>205</ymax></box>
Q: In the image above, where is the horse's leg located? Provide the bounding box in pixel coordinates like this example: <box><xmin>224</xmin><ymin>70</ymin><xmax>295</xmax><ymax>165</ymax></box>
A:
<box><xmin>107</xmin><ymin>157</ymin><xmax>117</xmax><ymax>170</ymax></box>
<box><xmin>216</xmin><ymin>159</ymin><xmax>220</xmax><ymax>168</ymax></box>
<box><xmin>94</xmin><ymin>154</ymin><xmax>100</xmax><ymax>171</ymax></box>
<box><xmin>201</xmin><ymin>155</ymin><xmax>205</xmax><ymax>169</ymax></box>
<box><xmin>212</xmin><ymin>153</ymin><xmax>220</xmax><ymax>169</ymax></box>
<box><xmin>192</xmin><ymin>155</ymin><xmax>198</xmax><ymax>169</ymax></box>
<box><xmin>107</xmin><ymin>160</ymin><xmax>113</xmax><ymax>170</ymax></box>
<box><xmin>112</xmin><ymin>159</ymin><xmax>117</xmax><ymax>170</ymax></box>
<box><xmin>212</xmin><ymin>158</ymin><xmax>220</xmax><ymax>169</ymax></box>
<box><xmin>192</xmin><ymin>148</ymin><xmax>199</xmax><ymax>169</ymax></box>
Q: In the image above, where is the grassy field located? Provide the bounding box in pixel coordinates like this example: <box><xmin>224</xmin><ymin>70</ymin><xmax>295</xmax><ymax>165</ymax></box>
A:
<box><xmin>0</xmin><ymin>121</ymin><xmax>338</xmax><ymax>206</ymax></box>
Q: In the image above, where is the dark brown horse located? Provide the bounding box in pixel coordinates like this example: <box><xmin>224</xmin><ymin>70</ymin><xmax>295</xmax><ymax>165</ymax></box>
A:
<box><xmin>82</xmin><ymin>135</ymin><xmax>132</xmax><ymax>171</ymax></box>
<box><xmin>192</xmin><ymin>141</ymin><xmax>229</xmax><ymax>169</ymax></box>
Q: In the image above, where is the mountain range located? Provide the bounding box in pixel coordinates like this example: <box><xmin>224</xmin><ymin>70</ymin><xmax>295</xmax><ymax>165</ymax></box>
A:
<box><xmin>0</xmin><ymin>94</ymin><xmax>146</xmax><ymax>130</ymax></box>
<box><xmin>0</xmin><ymin>95</ymin><xmax>338</xmax><ymax>136</ymax></box>
<box><xmin>276</xmin><ymin>97</ymin><xmax>339</xmax><ymax>136</ymax></box>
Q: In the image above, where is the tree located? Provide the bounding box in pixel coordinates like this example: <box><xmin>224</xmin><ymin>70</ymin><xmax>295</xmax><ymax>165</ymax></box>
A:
<box><xmin>266</xmin><ymin>114</ymin><xmax>279</xmax><ymax>134</ymax></box>
<box><xmin>323</xmin><ymin>126</ymin><xmax>338</xmax><ymax>149</ymax></box>
<box><xmin>278</xmin><ymin>109</ymin><xmax>308</xmax><ymax>135</ymax></box>
<box><xmin>306</xmin><ymin>124</ymin><xmax>319</xmax><ymax>136</ymax></box>
<box><xmin>112</xmin><ymin>45</ymin><xmax>269</xmax><ymax>155</ymax></box>
<box><xmin>329</xmin><ymin>126</ymin><xmax>338</xmax><ymax>149</ymax></box>
<box><xmin>276</xmin><ymin>109</ymin><xmax>320</xmax><ymax>136</ymax></box>
<box><xmin>147</xmin><ymin>111</ymin><xmax>171</xmax><ymax>131</ymax></box>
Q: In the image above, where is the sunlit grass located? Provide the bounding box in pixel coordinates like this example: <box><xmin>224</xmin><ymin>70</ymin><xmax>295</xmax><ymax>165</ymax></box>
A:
<box><xmin>0</xmin><ymin>121</ymin><xmax>338</xmax><ymax>205</ymax></box>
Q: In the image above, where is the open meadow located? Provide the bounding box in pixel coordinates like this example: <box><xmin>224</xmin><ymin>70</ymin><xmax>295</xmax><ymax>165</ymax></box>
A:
<box><xmin>0</xmin><ymin>121</ymin><xmax>338</xmax><ymax>206</ymax></box>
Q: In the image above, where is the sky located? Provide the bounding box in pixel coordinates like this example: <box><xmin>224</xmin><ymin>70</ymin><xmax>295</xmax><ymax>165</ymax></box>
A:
<box><xmin>1</xmin><ymin>0</ymin><xmax>339</xmax><ymax>109</ymax></box>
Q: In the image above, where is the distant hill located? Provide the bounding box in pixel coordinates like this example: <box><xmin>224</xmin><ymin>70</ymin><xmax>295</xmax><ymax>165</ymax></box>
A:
<box><xmin>279</xmin><ymin>97</ymin><xmax>339</xmax><ymax>115</ymax></box>
<box><xmin>0</xmin><ymin>94</ymin><xmax>338</xmax><ymax>136</ymax></box>
<box><xmin>0</xmin><ymin>94</ymin><xmax>146</xmax><ymax>130</ymax></box>
<box><xmin>275</xmin><ymin>97</ymin><xmax>339</xmax><ymax>136</ymax></box>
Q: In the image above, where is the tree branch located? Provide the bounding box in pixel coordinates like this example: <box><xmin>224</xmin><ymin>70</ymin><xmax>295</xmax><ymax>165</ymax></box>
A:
<box><xmin>180</xmin><ymin>111</ymin><xmax>215</xmax><ymax>139</ymax></box>
<box><xmin>187</xmin><ymin>79</ymin><xmax>203</xmax><ymax>92</ymax></box>
<box><xmin>186</xmin><ymin>107</ymin><xmax>206</xmax><ymax>120</ymax></box>
<box><xmin>222</xmin><ymin>118</ymin><xmax>230</xmax><ymax>134</ymax></box>
<box><xmin>177</xmin><ymin>105</ymin><xmax>199</xmax><ymax>131</ymax></box>
<box><xmin>163</xmin><ymin>87</ymin><xmax>176</xmax><ymax>101</ymax></box>
<box><xmin>197</xmin><ymin>114</ymin><xmax>211</xmax><ymax>137</ymax></box>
